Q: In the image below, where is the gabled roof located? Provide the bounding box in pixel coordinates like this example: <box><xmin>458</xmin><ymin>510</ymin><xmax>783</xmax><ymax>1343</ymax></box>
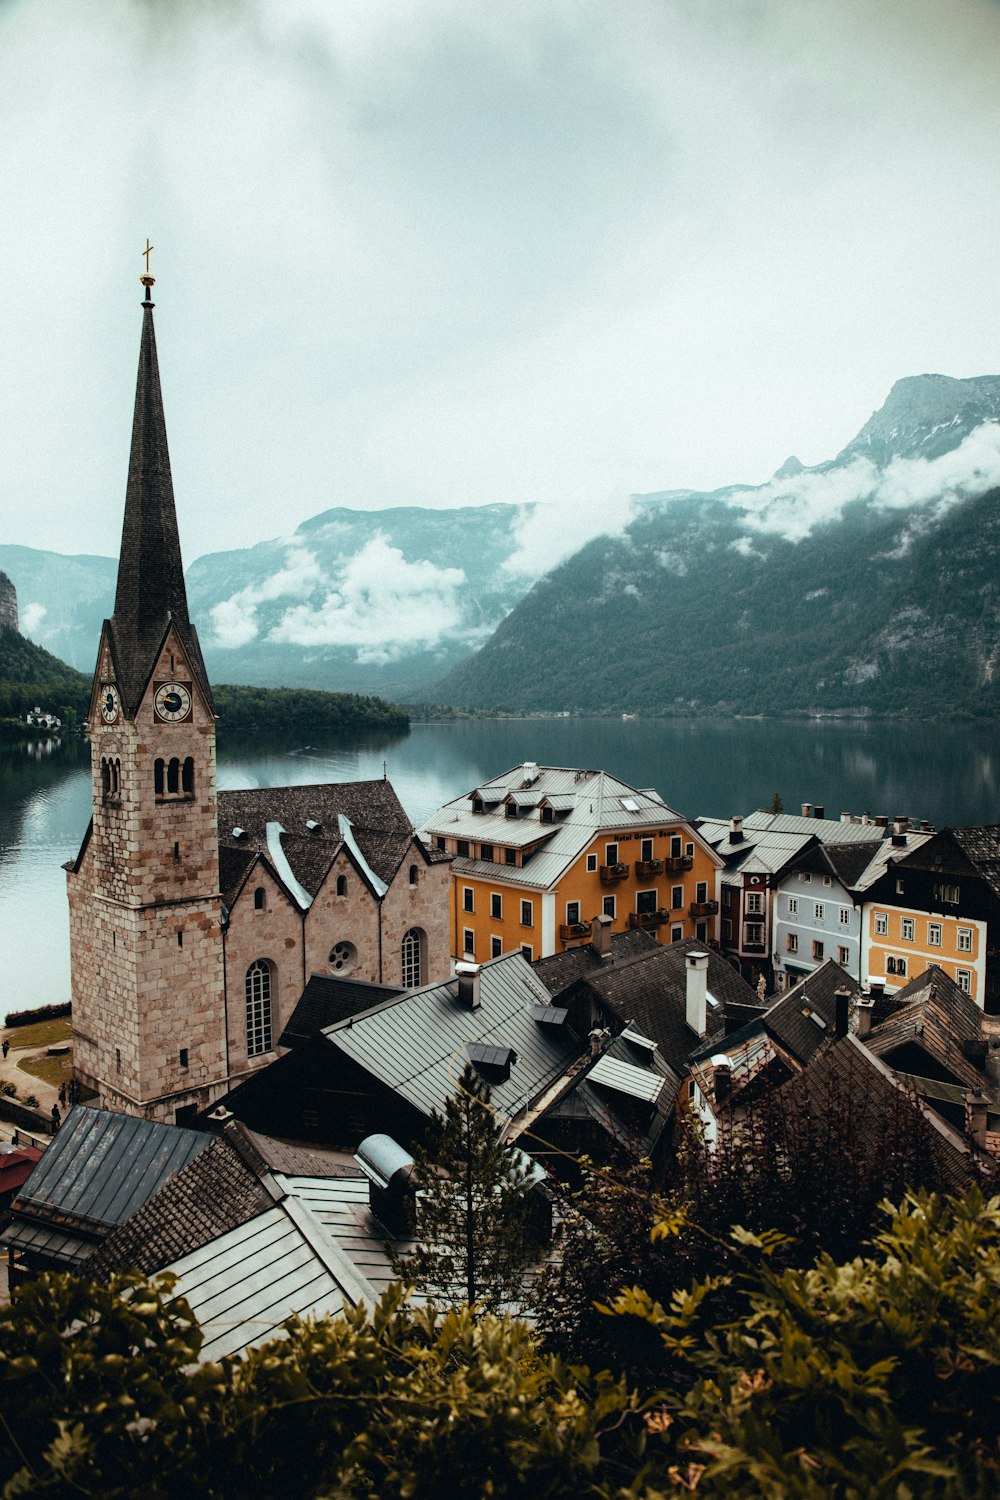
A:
<box><xmin>538</xmin><ymin>935</ymin><xmax>763</xmax><ymax>1076</ymax></box>
<box><xmin>323</xmin><ymin>952</ymin><xmax>583</xmax><ymax>1131</ymax></box>
<box><xmin>742</xmin><ymin>810</ymin><xmax>892</xmax><ymax>844</ymax></box>
<box><xmin>423</xmin><ymin>764</ymin><xmax>713</xmax><ymax>892</ymax></box>
<box><xmin>218</xmin><ymin>780</ymin><xmax>420</xmax><ymax>896</ymax></box>
<box><xmin>949</xmin><ymin>826</ymin><xmax>1000</xmax><ymax>901</ymax></box>
<box><xmin>696</xmin><ymin>812</ymin><xmax>883</xmax><ymax>878</ymax></box>
<box><xmin>851</xmin><ymin>832</ymin><xmax>933</xmax><ymax>892</ymax></box>
<box><xmin>3</xmin><ymin>1106</ymin><xmax>209</xmax><ymax>1267</ymax></box>
<box><xmin>764</xmin><ymin>960</ymin><xmax>864</xmax><ymax>1067</ymax></box>
<box><xmin>865</xmin><ymin>965</ymin><xmax>987</xmax><ymax>1092</ymax></box>
<box><xmin>109</xmin><ymin>296</ymin><xmax>211</xmax><ymax>717</ymax></box>
<box><xmin>532</xmin><ymin>929</ymin><xmax>659</xmax><ymax>993</ymax></box>
<box><xmin>783</xmin><ymin>841</ymin><xmax>884</xmax><ymax>889</ymax></box>
<box><xmin>280</xmin><ymin>974</ymin><xmax>405</xmax><ymax>1048</ymax></box>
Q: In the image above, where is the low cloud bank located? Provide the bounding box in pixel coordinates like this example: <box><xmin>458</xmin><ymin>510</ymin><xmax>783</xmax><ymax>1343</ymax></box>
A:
<box><xmin>728</xmin><ymin>422</ymin><xmax>1000</xmax><ymax>542</ymax></box>
<box><xmin>209</xmin><ymin>535</ymin><xmax>474</xmax><ymax>664</ymax></box>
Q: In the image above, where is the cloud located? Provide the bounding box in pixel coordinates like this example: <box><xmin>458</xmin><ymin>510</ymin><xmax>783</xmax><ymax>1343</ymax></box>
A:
<box><xmin>502</xmin><ymin>493</ymin><xmax>639</xmax><ymax>579</ymax></box>
<box><xmin>726</xmin><ymin>422</ymin><xmax>1000</xmax><ymax>543</ymax></box>
<box><xmin>208</xmin><ymin>544</ymin><xmax>323</xmax><ymax>647</ymax></box>
<box><xmin>20</xmin><ymin>602</ymin><xmax>47</xmax><ymax>636</ymax></box>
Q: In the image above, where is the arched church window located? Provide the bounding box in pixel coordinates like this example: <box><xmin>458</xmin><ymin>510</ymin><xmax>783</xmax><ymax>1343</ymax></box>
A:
<box><xmin>167</xmin><ymin>758</ymin><xmax>180</xmax><ymax>794</ymax></box>
<box><xmin>112</xmin><ymin>759</ymin><xmax>120</xmax><ymax>796</ymax></box>
<box><xmin>408</xmin><ymin>864</ymin><xmax>418</xmax><ymax>886</ymax></box>
<box><xmin>101</xmin><ymin>758</ymin><xmax>110</xmax><ymax>799</ymax></box>
<box><xmin>154</xmin><ymin>758</ymin><xmax>164</xmax><ymax>796</ymax></box>
<box><xmin>401</xmin><ymin>928</ymin><xmax>424</xmax><ymax>989</ymax></box>
<box><xmin>253</xmin><ymin>886</ymin><xmax>266</xmax><ymax>911</ymax></box>
<box><xmin>182</xmin><ymin>757</ymin><xmax>194</xmax><ymax>795</ymax></box>
<box><xmin>336</xmin><ymin>874</ymin><xmax>347</xmax><ymax>897</ymax></box>
<box><xmin>245</xmin><ymin>959</ymin><xmax>273</xmax><ymax>1057</ymax></box>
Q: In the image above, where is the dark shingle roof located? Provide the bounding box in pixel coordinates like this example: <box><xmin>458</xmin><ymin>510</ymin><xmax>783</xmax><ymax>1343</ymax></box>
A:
<box><xmin>865</xmin><ymin>965</ymin><xmax>987</xmax><ymax>1091</ymax></box>
<box><xmin>540</xmin><ymin>937</ymin><xmax>763</xmax><ymax>1076</ymax></box>
<box><xmin>764</xmin><ymin>961</ymin><xmax>864</xmax><ymax>1066</ymax></box>
<box><xmin>218</xmin><ymin>780</ymin><xmax>418</xmax><ymax>894</ymax></box>
<box><xmin>950</xmin><ymin>826</ymin><xmax>1000</xmax><ymax>901</ymax></box>
<box><xmin>280</xmin><ymin>974</ymin><xmax>405</xmax><ymax>1047</ymax></box>
<box><xmin>532</xmin><ymin>929</ymin><xmax>658</xmax><ymax>994</ymax></box>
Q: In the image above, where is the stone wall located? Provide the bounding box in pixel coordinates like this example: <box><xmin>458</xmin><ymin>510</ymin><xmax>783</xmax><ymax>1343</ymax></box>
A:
<box><xmin>0</xmin><ymin>571</ymin><xmax>17</xmax><ymax>634</ymax></box>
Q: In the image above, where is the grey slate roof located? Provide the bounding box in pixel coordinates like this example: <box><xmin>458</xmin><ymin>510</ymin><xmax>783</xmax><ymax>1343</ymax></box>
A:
<box><xmin>764</xmin><ymin>960</ymin><xmax>864</xmax><ymax>1067</ymax></box>
<box><xmin>532</xmin><ymin>929</ymin><xmax>659</xmax><ymax>993</ymax></box>
<box><xmin>423</xmin><ymin>764</ymin><xmax>710</xmax><ymax>892</ymax></box>
<box><xmin>324</xmin><ymin>952</ymin><xmax>584</xmax><ymax>1130</ymax></box>
<box><xmin>280</xmin><ymin>974</ymin><xmax>405</xmax><ymax>1048</ymax></box>
<box><xmin>950</xmin><ymin>826</ymin><xmax>1000</xmax><ymax>901</ymax></box>
<box><xmin>786</xmin><ymin>841</ymin><xmax>885</xmax><ymax>889</ymax></box>
<box><xmin>865</xmin><ymin>964</ymin><xmax>987</xmax><ymax>1092</ymax></box>
<box><xmin>3</xmin><ymin>1106</ymin><xmax>209</xmax><ymax>1267</ymax></box>
<box><xmin>219</xmin><ymin>779</ymin><xmax>422</xmax><ymax>896</ymax></box>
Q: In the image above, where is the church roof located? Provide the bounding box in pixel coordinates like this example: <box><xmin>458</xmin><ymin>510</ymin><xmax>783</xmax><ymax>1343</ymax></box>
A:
<box><xmin>218</xmin><ymin>780</ymin><xmax>421</xmax><ymax>895</ymax></box>
<box><xmin>108</xmin><ymin>292</ymin><xmax>212</xmax><ymax>717</ymax></box>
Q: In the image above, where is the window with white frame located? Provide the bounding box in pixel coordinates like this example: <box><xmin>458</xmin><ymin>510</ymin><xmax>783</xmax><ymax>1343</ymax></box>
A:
<box><xmin>744</xmin><ymin>922</ymin><xmax>765</xmax><ymax>946</ymax></box>
<box><xmin>566</xmin><ymin>901</ymin><xmax>581</xmax><ymax>925</ymax></box>
<box><xmin>800</xmin><ymin>872</ymin><xmax>812</xmax><ymax>884</ymax></box>
<box><xmin>933</xmin><ymin>882</ymin><xmax>960</xmax><ymax>905</ymax></box>
<box><xmin>603</xmin><ymin>895</ymin><xmax>616</xmax><ymax>918</ymax></box>
<box><xmin>489</xmin><ymin>892</ymin><xmax>502</xmax><ymax>919</ymax></box>
<box><xmin>886</xmin><ymin>955</ymin><xmax>907</xmax><ymax>976</ymax></box>
<box><xmin>812</xmin><ymin>940</ymin><xmax>824</xmax><ymax>960</ymax></box>
<box><xmin>401</xmin><ymin>928</ymin><xmax>424</xmax><ymax>987</ymax></box>
<box><xmin>838</xmin><ymin>945</ymin><xmax>850</xmax><ymax>965</ymax></box>
<box><xmin>245</xmin><ymin>960</ymin><xmax>273</xmax><ymax>1057</ymax></box>
<box><xmin>874</xmin><ymin>912</ymin><xmax>888</xmax><ymax>936</ymax></box>
<box><xmin>814</xmin><ymin>903</ymin><xmax>824</xmax><ymax>921</ymax></box>
<box><xmin>957</xmin><ymin>969</ymin><xmax>972</xmax><ymax>993</ymax></box>
<box><xmin>928</xmin><ymin>922</ymin><xmax>942</xmax><ymax>947</ymax></box>
<box><xmin>901</xmin><ymin>917</ymin><xmax>914</xmax><ymax>941</ymax></box>
<box><xmin>746</xmin><ymin>892</ymin><xmax>764</xmax><ymax>915</ymax></box>
<box><xmin>823</xmin><ymin>876</ymin><xmax>832</xmax><ymax>887</ymax></box>
<box><xmin>671</xmin><ymin>925</ymin><xmax>683</xmax><ymax>942</ymax></box>
<box><xmin>462</xmin><ymin>886</ymin><xmax>474</xmax><ymax>913</ymax></box>
<box><xmin>671</xmin><ymin>885</ymin><xmax>683</xmax><ymax>909</ymax></box>
<box><xmin>788</xmin><ymin>896</ymin><xmax>798</xmax><ymax>915</ymax></box>
<box><xmin>586</xmin><ymin>853</ymin><xmax>597</xmax><ymax>872</ymax></box>
<box><xmin>958</xmin><ymin>927</ymin><xmax>973</xmax><ymax>952</ymax></box>
<box><xmin>462</xmin><ymin>928</ymin><xmax>475</xmax><ymax>956</ymax></box>
<box><xmin>786</xmin><ymin>933</ymin><xmax>799</xmax><ymax>954</ymax></box>
<box><xmin>520</xmin><ymin>899</ymin><xmax>533</xmax><ymax>927</ymax></box>
<box><xmin>605</xmin><ymin>842</ymin><xmax>619</xmax><ymax>865</ymax></box>
<box><xmin>839</xmin><ymin>907</ymin><xmax>850</xmax><ymax>927</ymax></box>
<box><xmin>520</xmin><ymin>944</ymin><xmax>533</xmax><ymax>961</ymax></box>
<box><xmin>491</xmin><ymin>936</ymin><xmax>502</xmax><ymax>958</ymax></box>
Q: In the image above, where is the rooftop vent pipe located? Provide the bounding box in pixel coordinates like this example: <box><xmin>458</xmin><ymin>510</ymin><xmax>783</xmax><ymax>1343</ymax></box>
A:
<box><xmin>456</xmin><ymin>960</ymin><xmax>481</xmax><ymax>1010</ymax></box>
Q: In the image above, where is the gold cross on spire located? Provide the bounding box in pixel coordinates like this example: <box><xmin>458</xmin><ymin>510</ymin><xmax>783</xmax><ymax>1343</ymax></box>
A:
<box><xmin>143</xmin><ymin>239</ymin><xmax>154</xmax><ymax>273</ymax></box>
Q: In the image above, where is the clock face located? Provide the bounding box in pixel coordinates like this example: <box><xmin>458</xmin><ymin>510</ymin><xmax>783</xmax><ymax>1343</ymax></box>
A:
<box><xmin>100</xmin><ymin>684</ymin><xmax>119</xmax><ymax>724</ymax></box>
<box><xmin>154</xmin><ymin>681</ymin><xmax>192</xmax><ymax>723</ymax></box>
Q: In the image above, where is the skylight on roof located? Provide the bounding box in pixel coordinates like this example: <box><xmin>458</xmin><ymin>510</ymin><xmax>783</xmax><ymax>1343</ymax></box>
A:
<box><xmin>620</xmin><ymin>797</ymin><xmax>640</xmax><ymax>813</ymax></box>
<box><xmin>467</xmin><ymin>1042</ymin><xmax>517</xmax><ymax>1071</ymax></box>
<box><xmin>802</xmin><ymin>1006</ymin><xmax>827</xmax><ymax>1030</ymax></box>
<box><xmin>529</xmin><ymin>1003</ymin><xmax>568</xmax><ymax>1026</ymax></box>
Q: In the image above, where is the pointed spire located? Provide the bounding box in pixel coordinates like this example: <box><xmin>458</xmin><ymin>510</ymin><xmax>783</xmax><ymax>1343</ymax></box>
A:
<box><xmin>109</xmin><ymin>274</ymin><xmax>212</xmax><ymax>715</ymax></box>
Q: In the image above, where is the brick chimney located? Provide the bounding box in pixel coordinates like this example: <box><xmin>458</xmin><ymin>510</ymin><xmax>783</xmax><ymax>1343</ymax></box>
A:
<box><xmin>456</xmin><ymin>961</ymin><xmax>481</xmax><ymax>1009</ymax></box>
<box><xmin>801</xmin><ymin>802</ymin><xmax>812</xmax><ymax>818</ymax></box>
<box><xmin>590</xmin><ymin>913</ymin><xmax>613</xmax><ymax>959</ymax></box>
<box><xmin>965</xmin><ymin>1094</ymin><xmax>989</xmax><ymax>1150</ymax></box>
<box><xmin>686</xmin><ymin>949</ymin><xmax>710</xmax><ymax>1037</ymax></box>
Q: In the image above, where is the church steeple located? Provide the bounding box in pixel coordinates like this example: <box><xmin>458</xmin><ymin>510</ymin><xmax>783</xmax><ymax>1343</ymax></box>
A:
<box><xmin>110</xmin><ymin>272</ymin><xmax>211</xmax><ymax>716</ymax></box>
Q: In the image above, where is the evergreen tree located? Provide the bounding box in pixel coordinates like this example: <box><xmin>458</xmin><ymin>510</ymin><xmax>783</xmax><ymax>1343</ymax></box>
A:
<box><xmin>392</xmin><ymin>1064</ymin><xmax>540</xmax><ymax>1313</ymax></box>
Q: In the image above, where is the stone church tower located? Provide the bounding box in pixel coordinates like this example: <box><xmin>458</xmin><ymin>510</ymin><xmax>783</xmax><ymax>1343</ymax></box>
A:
<box><xmin>68</xmin><ymin>278</ymin><xmax>227</xmax><ymax>1123</ymax></box>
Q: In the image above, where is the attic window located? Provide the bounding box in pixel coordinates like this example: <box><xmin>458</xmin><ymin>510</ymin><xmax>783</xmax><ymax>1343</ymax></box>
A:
<box><xmin>620</xmin><ymin>797</ymin><xmax>640</xmax><ymax>813</ymax></box>
<box><xmin>505</xmin><ymin>803</ymin><xmax>518</xmax><ymax>819</ymax></box>
<box><xmin>472</xmin><ymin>798</ymin><xmax>484</xmax><ymax>814</ymax></box>
<box><xmin>540</xmin><ymin>806</ymin><xmax>554</xmax><ymax>824</ymax></box>
<box><xmin>529</xmin><ymin>1003</ymin><xmax>568</xmax><ymax>1026</ymax></box>
<box><xmin>467</xmin><ymin>1041</ymin><xmax>517</xmax><ymax>1080</ymax></box>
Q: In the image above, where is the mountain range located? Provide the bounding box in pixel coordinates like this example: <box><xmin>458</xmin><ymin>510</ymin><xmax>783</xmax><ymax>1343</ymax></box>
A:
<box><xmin>3</xmin><ymin>373</ymin><xmax>1000</xmax><ymax>718</ymax></box>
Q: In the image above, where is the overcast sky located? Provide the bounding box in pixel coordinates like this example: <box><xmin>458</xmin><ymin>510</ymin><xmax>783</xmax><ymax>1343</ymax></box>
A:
<box><xmin>2</xmin><ymin>0</ymin><xmax>1000</xmax><ymax>564</ymax></box>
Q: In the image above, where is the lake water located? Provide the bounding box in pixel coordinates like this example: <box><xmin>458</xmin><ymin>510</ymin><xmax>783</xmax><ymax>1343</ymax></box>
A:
<box><xmin>2</xmin><ymin>715</ymin><xmax>998</xmax><ymax>1015</ymax></box>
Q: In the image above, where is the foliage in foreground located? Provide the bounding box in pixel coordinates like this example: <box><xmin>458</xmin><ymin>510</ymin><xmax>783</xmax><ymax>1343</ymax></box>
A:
<box><xmin>3</xmin><ymin>1188</ymin><xmax>1000</xmax><ymax>1496</ymax></box>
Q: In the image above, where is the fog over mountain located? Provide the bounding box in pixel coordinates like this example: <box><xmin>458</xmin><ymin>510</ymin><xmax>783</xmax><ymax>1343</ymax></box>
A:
<box><xmin>3</xmin><ymin>372</ymin><xmax>1000</xmax><ymax>715</ymax></box>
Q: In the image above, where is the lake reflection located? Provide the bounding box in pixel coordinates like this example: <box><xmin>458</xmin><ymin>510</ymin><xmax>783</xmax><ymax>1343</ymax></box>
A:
<box><xmin>2</xmin><ymin>717</ymin><xmax>998</xmax><ymax>1014</ymax></box>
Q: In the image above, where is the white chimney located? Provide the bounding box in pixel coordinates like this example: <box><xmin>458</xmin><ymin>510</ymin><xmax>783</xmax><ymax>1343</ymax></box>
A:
<box><xmin>455</xmin><ymin>960</ymin><xmax>481</xmax><ymax>1009</ymax></box>
<box><xmin>590</xmin><ymin>913</ymin><xmax>613</xmax><ymax>958</ymax></box>
<box><xmin>686</xmin><ymin>950</ymin><xmax>710</xmax><ymax>1037</ymax></box>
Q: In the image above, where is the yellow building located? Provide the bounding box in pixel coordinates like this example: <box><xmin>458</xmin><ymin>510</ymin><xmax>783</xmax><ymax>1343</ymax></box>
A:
<box><xmin>422</xmin><ymin>762</ymin><xmax>724</xmax><ymax>962</ymax></box>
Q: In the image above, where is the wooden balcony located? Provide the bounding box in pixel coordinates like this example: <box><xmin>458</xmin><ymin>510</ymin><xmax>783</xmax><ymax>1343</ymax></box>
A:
<box><xmin>689</xmin><ymin>900</ymin><xmax>719</xmax><ymax>918</ymax></box>
<box><xmin>599</xmin><ymin>862</ymin><xmax>629</xmax><ymax>883</ymax></box>
<box><xmin>635</xmin><ymin>858</ymin><xmax>664</xmax><ymax>879</ymax></box>
<box><xmin>559</xmin><ymin>921</ymin><xmax>591</xmax><ymax>942</ymax></box>
<box><xmin>664</xmin><ymin>855</ymin><xmax>693</xmax><ymax>872</ymax></box>
<box><xmin>627</xmin><ymin>909</ymin><xmax>669</xmax><ymax>931</ymax></box>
